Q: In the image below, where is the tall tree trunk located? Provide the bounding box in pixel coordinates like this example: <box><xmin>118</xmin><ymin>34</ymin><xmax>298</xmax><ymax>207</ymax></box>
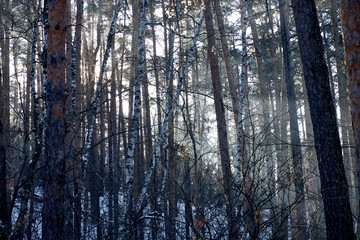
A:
<box><xmin>249</xmin><ymin>4</ymin><xmax>278</xmax><ymax>235</ymax></box>
<box><xmin>124</xmin><ymin>0</ymin><xmax>147</xmax><ymax>237</ymax></box>
<box><xmin>73</xmin><ymin>1</ymin><xmax>83</xmax><ymax>239</ymax></box>
<box><xmin>279</xmin><ymin>0</ymin><xmax>306</xmax><ymax>238</ymax></box>
<box><xmin>23</xmin><ymin>18</ymin><xmax>34</xmax><ymax>240</ymax></box>
<box><xmin>276</xmin><ymin>35</ymin><xmax>291</xmax><ymax>240</ymax></box>
<box><xmin>110</xmin><ymin>15</ymin><xmax>119</xmax><ymax>239</ymax></box>
<box><xmin>64</xmin><ymin>1</ymin><xmax>74</xmax><ymax>238</ymax></box>
<box><xmin>213</xmin><ymin>0</ymin><xmax>239</xmax><ymax>127</ymax></box>
<box><xmin>0</xmin><ymin>73</ymin><xmax>9</xmax><ymax>240</ymax></box>
<box><xmin>339</xmin><ymin>0</ymin><xmax>360</xmax><ymax>236</ymax></box>
<box><xmin>128</xmin><ymin>0</ymin><xmax>140</xmax><ymax>144</ymax></box>
<box><xmin>81</xmin><ymin>1</ymin><xmax>122</xmax><ymax>238</ymax></box>
<box><xmin>0</xmin><ymin>0</ymin><xmax>10</xmax><ymax>237</ymax></box>
<box><xmin>331</xmin><ymin>0</ymin><xmax>355</xmax><ymax>216</ymax></box>
<box><xmin>302</xmin><ymin>76</ymin><xmax>326</xmax><ymax>239</ymax></box>
<box><xmin>11</xmin><ymin>16</ymin><xmax>44</xmax><ymax>240</ymax></box>
<box><xmin>43</xmin><ymin>0</ymin><xmax>68</xmax><ymax>238</ymax></box>
<box><xmin>118</xmin><ymin>14</ymin><xmax>128</xmax><ymax>176</ymax></box>
<box><xmin>292</xmin><ymin>0</ymin><xmax>355</xmax><ymax>239</ymax></box>
<box><xmin>203</xmin><ymin>1</ymin><xmax>237</xmax><ymax>238</ymax></box>
<box><xmin>107</xmin><ymin>94</ymin><xmax>114</xmax><ymax>240</ymax></box>
<box><xmin>149</xmin><ymin>3</ymin><xmax>159</xmax><ymax>238</ymax></box>
<box><xmin>167</xmin><ymin>16</ymin><xmax>177</xmax><ymax>240</ymax></box>
<box><xmin>132</xmin><ymin>14</ymin><xmax>204</xmax><ymax>239</ymax></box>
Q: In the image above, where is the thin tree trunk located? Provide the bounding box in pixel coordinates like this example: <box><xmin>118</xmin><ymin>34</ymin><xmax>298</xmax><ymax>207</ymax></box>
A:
<box><xmin>149</xmin><ymin>3</ymin><xmax>159</xmax><ymax>237</ymax></box>
<box><xmin>110</xmin><ymin>14</ymin><xmax>119</xmax><ymax>239</ymax></box>
<box><xmin>279</xmin><ymin>0</ymin><xmax>307</xmax><ymax>238</ymax></box>
<box><xmin>249</xmin><ymin>3</ymin><xmax>278</xmax><ymax>235</ymax></box>
<box><xmin>134</xmin><ymin>13</ymin><xmax>204</xmax><ymax>230</ymax></box>
<box><xmin>80</xmin><ymin>2</ymin><xmax>122</xmax><ymax>238</ymax></box>
<box><xmin>64</xmin><ymin>1</ymin><xmax>74</xmax><ymax>238</ymax></box>
<box><xmin>11</xmin><ymin>16</ymin><xmax>44</xmax><ymax>240</ymax></box>
<box><xmin>73</xmin><ymin>0</ymin><xmax>83</xmax><ymax>239</ymax></box>
<box><xmin>167</xmin><ymin>15</ymin><xmax>178</xmax><ymax>240</ymax></box>
<box><xmin>203</xmin><ymin>1</ymin><xmax>237</xmax><ymax>238</ymax></box>
<box><xmin>81</xmin><ymin>0</ymin><xmax>122</xmax><ymax>210</ymax></box>
<box><xmin>107</xmin><ymin>94</ymin><xmax>114</xmax><ymax>240</ymax></box>
<box><xmin>277</xmin><ymin>36</ymin><xmax>290</xmax><ymax>240</ymax></box>
<box><xmin>124</xmin><ymin>0</ymin><xmax>147</xmax><ymax>237</ymax></box>
<box><xmin>214</xmin><ymin>0</ymin><xmax>240</xmax><ymax>127</ymax></box>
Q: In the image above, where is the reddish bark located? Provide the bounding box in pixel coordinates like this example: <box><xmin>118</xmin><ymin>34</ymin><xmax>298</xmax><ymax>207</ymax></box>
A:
<box><xmin>43</xmin><ymin>0</ymin><xmax>68</xmax><ymax>239</ymax></box>
<box><xmin>340</xmin><ymin>1</ymin><xmax>360</xmax><ymax>234</ymax></box>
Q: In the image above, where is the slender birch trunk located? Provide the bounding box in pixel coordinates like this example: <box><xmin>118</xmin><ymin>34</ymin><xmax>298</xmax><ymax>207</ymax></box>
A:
<box><xmin>10</xmin><ymin>16</ymin><xmax>43</xmax><ymax>240</ymax></box>
<box><xmin>81</xmin><ymin>0</ymin><xmax>122</xmax><ymax>198</ymax></box>
<box><xmin>134</xmin><ymin>14</ymin><xmax>204</xmax><ymax>218</ymax></box>
<box><xmin>149</xmin><ymin>3</ymin><xmax>159</xmax><ymax>238</ymax></box>
<box><xmin>124</xmin><ymin>0</ymin><xmax>148</xmax><ymax>237</ymax></box>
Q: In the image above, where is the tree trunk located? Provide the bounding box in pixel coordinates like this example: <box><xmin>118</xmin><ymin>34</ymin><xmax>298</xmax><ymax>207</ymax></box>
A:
<box><xmin>331</xmin><ymin>0</ymin><xmax>356</xmax><ymax>217</ymax></box>
<box><xmin>0</xmin><ymin>0</ymin><xmax>10</xmax><ymax>237</ymax></box>
<box><xmin>124</xmin><ymin>0</ymin><xmax>147</xmax><ymax>237</ymax></box>
<box><xmin>339</xmin><ymin>0</ymin><xmax>360</xmax><ymax>237</ymax></box>
<box><xmin>167</xmin><ymin>17</ymin><xmax>178</xmax><ymax>240</ymax></box>
<box><xmin>132</xmin><ymin>14</ymin><xmax>204</xmax><ymax>239</ymax></box>
<box><xmin>279</xmin><ymin>0</ymin><xmax>306</xmax><ymax>238</ymax></box>
<box><xmin>301</xmin><ymin>76</ymin><xmax>326</xmax><ymax>239</ymax></box>
<box><xmin>249</xmin><ymin>4</ymin><xmax>278</xmax><ymax>235</ymax></box>
<box><xmin>149</xmin><ymin>3</ymin><xmax>159</xmax><ymax>238</ymax></box>
<box><xmin>64</xmin><ymin>1</ymin><xmax>74</xmax><ymax>238</ymax></box>
<box><xmin>11</xmin><ymin>16</ymin><xmax>44</xmax><ymax>240</ymax></box>
<box><xmin>292</xmin><ymin>0</ymin><xmax>355</xmax><ymax>239</ymax></box>
<box><xmin>43</xmin><ymin>0</ymin><xmax>68</xmax><ymax>238</ymax></box>
<box><xmin>203</xmin><ymin>1</ymin><xmax>237</xmax><ymax>238</ymax></box>
<box><xmin>214</xmin><ymin>0</ymin><xmax>240</xmax><ymax>127</ymax></box>
<box><xmin>73</xmin><ymin>1</ymin><xmax>83</xmax><ymax>239</ymax></box>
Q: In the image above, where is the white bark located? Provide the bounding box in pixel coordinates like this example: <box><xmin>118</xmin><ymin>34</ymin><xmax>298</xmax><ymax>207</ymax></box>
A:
<box><xmin>71</xmin><ymin>36</ymin><xmax>77</xmax><ymax>130</ymax></box>
<box><xmin>124</xmin><ymin>0</ymin><xmax>148</xmax><ymax>219</ymax></box>
<box><xmin>10</xmin><ymin>16</ymin><xmax>42</xmax><ymax>239</ymax></box>
<box><xmin>136</xmin><ymin>15</ymin><xmax>205</xmax><ymax>212</ymax></box>
<box><xmin>81</xmin><ymin>0</ymin><xmax>123</xmax><ymax>182</ymax></box>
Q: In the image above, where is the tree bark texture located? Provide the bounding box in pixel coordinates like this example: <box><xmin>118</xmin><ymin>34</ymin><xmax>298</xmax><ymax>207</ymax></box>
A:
<box><xmin>0</xmin><ymin>0</ymin><xmax>10</xmax><ymax>237</ymax></box>
<box><xmin>43</xmin><ymin>0</ymin><xmax>68</xmax><ymax>239</ymax></box>
<box><xmin>331</xmin><ymin>0</ymin><xmax>355</xmax><ymax>215</ymax></box>
<box><xmin>339</xmin><ymin>1</ymin><xmax>360</xmax><ymax>236</ymax></box>
<box><xmin>124</xmin><ymin>0</ymin><xmax>147</xmax><ymax>237</ymax></box>
<box><xmin>292</xmin><ymin>0</ymin><xmax>355</xmax><ymax>239</ymax></box>
<box><xmin>203</xmin><ymin>0</ymin><xmax>237</xmax><ymax>238</ymax></box>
